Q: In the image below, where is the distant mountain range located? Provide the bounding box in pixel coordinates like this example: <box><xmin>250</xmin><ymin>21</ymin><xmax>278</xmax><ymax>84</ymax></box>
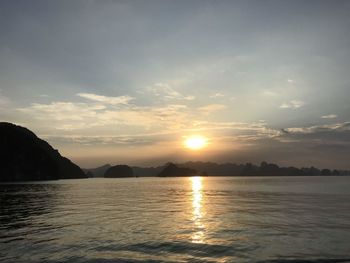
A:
<box><xmin>85</xmin><ymin>161</ymin><xmax>349</xmax><ymax>178</ymax></box>
<box><xmin>179</xmin><ymin>161</ymin><xmax>348</xmax><ymax>176</ymax></box>
<box><xmin>158</xmin><ymin>163</ymin><xmax>197</xmax><ymax>177</ymax></box>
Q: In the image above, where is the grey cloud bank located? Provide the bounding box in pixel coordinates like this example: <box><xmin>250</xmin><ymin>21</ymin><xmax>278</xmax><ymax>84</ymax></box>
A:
<box><xmin>0</xmin><ymin>0</ymin><xmax>350</xmax><ymax>168</ymax></box>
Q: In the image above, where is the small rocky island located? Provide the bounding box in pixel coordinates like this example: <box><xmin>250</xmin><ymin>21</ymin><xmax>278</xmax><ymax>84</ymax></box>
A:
<box><xmin>0</xmin><ymin>122</ymin><xmax>86</xmax><ymax>181</ymax></box>
<box><xmin>158</xmin><ymin>163</ymin><xmax>198</xmax><ymax>177</ymax></box>
<box><xmin>83</xmin><ymin>164</ymin><xmax>111</xmax><ymax>177</ymax></box>
<box><xmin>104</xmin><ymin>165</ymin><xmax>134</xmax><ymax>178</ymax></box>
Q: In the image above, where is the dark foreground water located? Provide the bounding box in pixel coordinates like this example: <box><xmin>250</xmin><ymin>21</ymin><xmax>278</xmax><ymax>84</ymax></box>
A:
<box><xmin>1</xmin><ymin>176</ymin><xmax>350</xmax><ymax>263</ymax></box>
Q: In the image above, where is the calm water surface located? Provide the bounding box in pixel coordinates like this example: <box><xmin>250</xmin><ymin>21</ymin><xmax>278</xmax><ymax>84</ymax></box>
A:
<box><xmin>1</xmin><ymin>176</ymin><xmax>350</xmax><ymax>263</ymax></box>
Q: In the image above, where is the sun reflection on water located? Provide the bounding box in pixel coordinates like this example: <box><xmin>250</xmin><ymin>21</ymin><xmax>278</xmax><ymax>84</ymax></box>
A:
<box><xmin>190</xmin><ymin>176</ymin><xmax>205</xmax><ymax>243</ymax></box>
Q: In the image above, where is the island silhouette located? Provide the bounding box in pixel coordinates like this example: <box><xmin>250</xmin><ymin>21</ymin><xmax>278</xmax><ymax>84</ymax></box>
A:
<box><xmin>104</xmin><ymin>165</ymin><xmax>134</xmax><ymax>178</ymax></box>
<box><xmin>0</xmin><ymin>122</ymin><xmax>348</xmax><ymax>182</ymax></box>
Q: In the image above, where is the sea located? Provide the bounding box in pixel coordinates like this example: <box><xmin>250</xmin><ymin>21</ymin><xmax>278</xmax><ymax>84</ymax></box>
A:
<box><xmin>1</xmin><ymin>176</ymin><xmax>350</xmax><ymax>263</ymax></box>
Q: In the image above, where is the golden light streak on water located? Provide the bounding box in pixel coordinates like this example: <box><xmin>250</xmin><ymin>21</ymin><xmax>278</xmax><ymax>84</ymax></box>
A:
<box><xmin>190</xmin><ymin>176</ymin><xmax>205</xmax><ymax>243</ymax></box>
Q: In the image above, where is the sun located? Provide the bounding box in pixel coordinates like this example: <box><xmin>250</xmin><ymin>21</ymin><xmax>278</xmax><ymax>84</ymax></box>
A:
<box><xmin>184</xmin><ymin>136</ymin><xmax>208</xmax><ymax>150</ymax></box>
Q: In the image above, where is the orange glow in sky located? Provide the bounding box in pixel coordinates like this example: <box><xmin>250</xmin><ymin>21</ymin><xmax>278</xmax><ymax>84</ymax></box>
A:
<box><xmin>184</xmin><ymin>136</ymin><xmax>208</xmax><ymax>150</ymax></box>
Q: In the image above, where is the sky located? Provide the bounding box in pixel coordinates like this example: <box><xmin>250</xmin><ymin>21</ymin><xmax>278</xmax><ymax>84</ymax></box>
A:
<box><xmin>1</xmin><ymin>0</ymin><xmax>350</xmax><ymax>169</ymax></box>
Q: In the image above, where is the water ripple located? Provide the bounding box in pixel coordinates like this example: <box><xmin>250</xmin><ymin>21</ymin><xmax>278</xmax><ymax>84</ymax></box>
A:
<box><xmin>1</xmin><ymin>177</ymin><xmax>350</xmax><ymax>263</ymax></box>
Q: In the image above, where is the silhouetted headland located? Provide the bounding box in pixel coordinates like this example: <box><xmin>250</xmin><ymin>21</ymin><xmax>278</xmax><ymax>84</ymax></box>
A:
<box><xmin>0</xmin><ymin>122</ymin><xmax>86</xmax><ymax>181</ymax></box>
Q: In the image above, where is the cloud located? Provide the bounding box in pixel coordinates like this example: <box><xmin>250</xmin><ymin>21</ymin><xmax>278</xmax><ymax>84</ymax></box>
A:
<box><xmin>283</xmin><ymin>122</ymin><xmax>350</xmax><ymax>134</ymax></box>
<box><xmin>321</xmin><ymin>114</ymin><xmax>338</xmax><ymax>119</ymax></box>
<box><xmin>42</xmin><ymin>134</ymin><xmax>165</xmax><ymax>147</ymax></box>
<box><xmin>77</xmin><ymin>93</ymin><xmax>133</xmax><ymax>105</ymax></box>
<box><xmin>210</xmin><ymin>92</ymin><xmax>225</xmax><ymax>98</ymax></box>
<box><xmin>279</xmin><ymin>103</ymin><xmax>289</xmax><ymax>109</ymax></box>
<box><xmin>18</xmin><ymin>102</ymin><xmax>102</xmax><ymax>124</ymax></box>
<box><xmin>16</xmin><ymin>98</ymin><xmax>193</xmax><ymax>132</ymax></box>
<box><xmin>188</xmin><ymin>120</ymin><xmax>281</xmax><ymax>140</ymax></box>
<box><xmin>262</xmin><ymin>90</ymin><xmax>278</xmax><ymax>97</ymax></box>
<box><xmin>38</xmin><ymin>118</ymin><xmax>283</xmax><ymax>150</ymax></box>
<box><xmin>147</xmin><ymin>82</ymin><xmax>195</xmax><ymax>101</ymax></box>
<box><xmin>16</xmin><ymin>94</ymin><xmax>350</xmax><ymax>169</ymax></box>
<box><xmin>198</xmin><ymin>104</ymin><xmax>226</xmax><ymax>114</ymax></box>
<box><xmin>16</xmin><ymin>95</ymin><xmax>282</xmax><ymax>147</ymax></box>
<box><xmin>0</xmin><ymin>91</ymin><xmax>10</xmax><ymax>107</ymax></box>
<box><xmin>15</xmin><ymin>89</ymin><xmax>350</xmax><ymax>169</ymax></box>
<box><xmin>280</xmin><ymin>100</ymin><xmax>305</xmax><ymax>109</ymax></box>
<box><xmin>184</xmin><ymin>95</ymin><xmax>195</xmax><ymax>100</ymax></box>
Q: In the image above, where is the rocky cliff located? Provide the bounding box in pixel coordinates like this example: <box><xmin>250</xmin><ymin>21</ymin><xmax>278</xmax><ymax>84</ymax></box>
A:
<box><xmin>0</xmin><ymin>122</ymin><xmax>86</xmax><ymax>181</ymax></box>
